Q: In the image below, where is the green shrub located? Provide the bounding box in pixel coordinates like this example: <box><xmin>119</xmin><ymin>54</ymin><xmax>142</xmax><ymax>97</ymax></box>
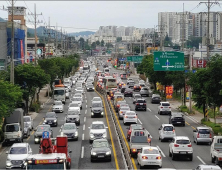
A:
<box><xmin>29</xmin><ymin>102</ymin><xmax>41</xmax><ymax>113</ymax></box>
<box><xmin>201</xmin><ymin>118</ymin><xmax>222</xmax><ymax>135</ymax></box>
<box><xmin>180</xmin><ymin>105</ymin><xmax>189</xmax><ymax>113</ymax></box>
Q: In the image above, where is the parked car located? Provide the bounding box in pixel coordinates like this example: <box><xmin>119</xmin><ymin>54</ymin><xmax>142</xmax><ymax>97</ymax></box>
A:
<box><xmin>60</xmin><ymin>123</ymin><xmax>78</xmax><ymax>141</ymax></box>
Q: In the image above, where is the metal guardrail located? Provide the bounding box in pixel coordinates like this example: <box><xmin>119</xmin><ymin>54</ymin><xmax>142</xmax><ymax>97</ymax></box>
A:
<box><xmin>95</xmin><ymin>85</ymin><xmax>134</xmax><ymax>170</ymax></box>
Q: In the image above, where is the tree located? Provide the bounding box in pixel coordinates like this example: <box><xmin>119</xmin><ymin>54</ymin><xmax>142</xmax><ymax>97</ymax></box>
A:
<box><xmin>106</xmin><ymin>43</ymin><xmax>113</xmax><ymax>48</ymax></box>
<box><xmin>133</xmin><ymin>46</ymin><xmax>143</xmax><ymax>54</ymax></box>
<box><xmin>14</xmin><ymin>64</ymin><xmax>50</xmax><ymax>113</ymax></box>
<box><xmin>185</xmin><ymin>36</ymin><xmax>202</xmax><ymax>49</ymax></box>
<box><xmin>91</xmin><ymin>42</ymin><xmax>96</xmax><ymax>49</ymax></box>
<box><xmin>116</xmin><ymin>37</ymin><xmax>122</xmax><ymax>42</ymax></box>
<box><xmin>0</xmin><ymin>80</ymin><xmax>23</xmax><ymax>123</ymax></box>
<box><xmin>164</xmin><ymin>34</ymin><xmax>173</xmax><ymax>47</ymax></box>
<box><xmin>101</xmin><ymin>40</ymin><xmax>105</xmax><ymax>47</ymax></box>
<box><xmin>96</xmin><ymin>40</ymin><xmax>100</xmax><ymax>46</ymax></box>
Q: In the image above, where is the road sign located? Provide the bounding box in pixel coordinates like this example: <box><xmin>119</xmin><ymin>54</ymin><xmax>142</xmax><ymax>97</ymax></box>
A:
<box><xmin>154</xmin><ymin>51</ymin><xmax>184</xmax><ymax>71</ymax></box>
<box><xmin>127</xmin><ymin>56</ymin><xmax>143</xmax><ymax>63</ymax></box>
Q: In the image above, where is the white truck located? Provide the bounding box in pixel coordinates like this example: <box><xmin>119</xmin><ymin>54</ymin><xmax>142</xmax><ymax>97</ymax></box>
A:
<box><xmin>211</xmin><ymin>136</ymin><xmax>222</xmax><ymax>165</ymax></box>
<box><xmin>3</xmin><ymin>108</ymin><xmax>24</xmax><ymax>146</ymax></box>
<box><xmin>53</xmin><ymin>87</ymin><xmax>66</xmax><ymax>104</ymax></box>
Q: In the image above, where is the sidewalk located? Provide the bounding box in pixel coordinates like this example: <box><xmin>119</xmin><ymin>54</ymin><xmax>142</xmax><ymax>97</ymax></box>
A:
<box><xmin>28</xmin><ymin>86</ymin><xmax>51</xmax><ymax>120</ymax></box>
<box><xmin>169</xmin><ymin>100</ymin><xmax>222</xmax><ymax>124</ymax></box>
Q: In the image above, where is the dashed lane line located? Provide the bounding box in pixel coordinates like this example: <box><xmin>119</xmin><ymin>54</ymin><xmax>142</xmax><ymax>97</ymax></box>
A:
<box><xmin>85</xmin><ymin>110</ymin><xmax>87</xmax><ymax>114</ymax></box>
<box><xmin>186</xmin><ymin>122</ymin><xmax>190</xmax><ymax>125</ymax></box>
<box><xmin>147</xmin><ymin>108</ymin><xmax>151</xmax><ymax>112</ymax></box>
<box><xmin>83</xmin><ymin>124</ymin><xmax>85</xmax><ymax>131</ymax></box>
<box><xmin>197</xmin><ymin>156</ymin><xmax>206</xmax><ymax>164</ymax></box>
<box><xmin>155</xmin><ymin>115</ymin><xmax>160</xmax><ymax>120</ymax></box>
<box><xmin>138</xmin><ymin>119</ymin><xmax>142</xmax><ymax>124</ymax></box>
<box><xmin>82</xmin><ymin>134</ymin><xmax>84</xmax><ymax>140</ymax></box>
<box><xmin>81</xmin><ymin>146</ymin><xmax>84</xmax><ymax>158</ymax></box>
<box><xmin>84</xmin><ymin>117</ymin><xmax>86</xmax><ymax>122</ymax></box>
<box><xmin>191</xmin><ymin>126</ymin><xmax>196</xmax><ymax>130</ymax></box>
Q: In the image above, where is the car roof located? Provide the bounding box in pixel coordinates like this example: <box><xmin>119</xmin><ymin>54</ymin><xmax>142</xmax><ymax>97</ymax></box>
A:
<box><xmin>46</xmin><ymin>112</ymin><xmax>56</xmax><ymax>114</ymax></box>
<box><xmin>171</xmin><ymin>112</ymin><xmax>183</xmax><ymax>117</ymax></box>
<box><xmin>160</xmin><ymin>102</ymin><xmax>170</xmax><ymax>104</ymax></box>
<box><xmin>93</xmin><ymin>138</ymin><xmax>108</xmax><ymax>142</ymax></box>
<box><xmin>120</xmin><ymin>107</ymin><xmax>130</xmax><ymax>110</ymax></box>
<box><xmin>92</xmin><ymin>121</ymin><xmax>105</xmax><ymax>124</ymax></box>
<box><xmin>198</xmin><ymin>165</ymin><xmax>221</xmax><ymax>169</ymax></box>
<box><xmin>142</xmin><ymin>146</ymin><xmax>159</xmax><ymax>150</ymax></box>
<box><xmin>92</xmin><ymin>101</ymin><xmax>102</xmax><ymax>104</ymax></box>
<box><xmin>197</xmin><ymin>127</ymin><xmax>211</xmax><ymax>130</ymax></box>
<box><xmin>64</xmin><ymin>123</ymin><xmax>76</xmax><ymax>126</ymax></box>
<box><xmin>136</xmin><ymin>98</ymin><xmax>145</xmax><ymax>101</ymax></box>
<box><xmin>162</xmin><ymin>124</ymin><xmax>174</xmax><ymax>127</ymax></box>
<box><xmin>11</xmin><ymin>143</ymin><xmax>28</xmax><ymax>147</ymax></box>
<box><xmin>134</xmin><ymin>94</ymin><xmax>141</xmax><ymax>96</ymax></box>
<box><xmin>126</xmin><ymin>111</ymin><xmax>136</xmax><ymax>114</ymax></box>
<box><xmin>38</xmin><ymin>124</ymin><xmax>50</xmax><ymax>127</ymax></box>
<box><xmin>152</xmin><ymin>94</ymin><xmax>160</xmax><ymax>97</ymax></box>
<box><xmin>175</xmin><ymin>136</ymin><xmax>190</xmax><ymax>140</ymax></box>
<box><xmin>93</xmin><ymin>97</ymin><xmax>101</xmax><ymax>99</ymax></box>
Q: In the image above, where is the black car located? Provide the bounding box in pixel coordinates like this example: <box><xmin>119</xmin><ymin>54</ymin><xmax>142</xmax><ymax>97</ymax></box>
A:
<box><xmin>90</xmin><ymin>139</ymin><xmax>111</xmax><ymax>162</ymax></box>
<box><xmin>135</xmin><ymin>99</ymin><xmax>147</xmax><ymax>111</ymax></box>
<box><xmin>151</xmin><ymin>94</ymin><xmax>161</xmax><ymax>104</ymax></box>
<box><xmin>43</xmin><ymin>112</ymin><xmax>58</xmax><ymax>127</ymax></box>
<box><xmin>169</xmin><ymin>112</ymin><xmax>185</xmax><ymax>126</ymax></box>
<box><xmin>127</xmin><ymin>81</ymin><xmax>135</xmax><ymax>88</ymax></box>
<box><xmin>124</xmin><ymin>88</ymin><xmax>133</xmax><ymax>97</ymax></box>
<box><xmin>121</xmin><ymin>85</ymin><xmax>128</xmax><ymax>93</ymax></box>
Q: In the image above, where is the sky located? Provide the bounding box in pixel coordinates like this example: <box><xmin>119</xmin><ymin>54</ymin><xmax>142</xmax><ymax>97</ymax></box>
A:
<box><xmin>0</xmin><ymin>1</ymin><xmax>221</xmax><ymax>33</ymax></box>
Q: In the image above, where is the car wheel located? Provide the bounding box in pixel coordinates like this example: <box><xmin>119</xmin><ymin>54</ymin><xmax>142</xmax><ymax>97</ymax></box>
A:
<box><xmin>91</xmin><ymin>158</ymin><xmax>94</xmax><ymax>162</ymax></box>
<box><xmin>144</xmin><ymin>108</ymin><xmax>147</xmax><ymax>111</ymax></box>
<box><xmin>160</xmin><ymin>138</ymin><xmax>164</xmax><ymax>142</ymax></box>
<box><xmin>81</xmin><ymin>106</ymin><xmax>82</xmax><ymax>110</ymax></box>
<box><xmin>91</xmin><ymin>115</ymin><xmax>93</xmax><ymax>118</ymax></box>
<box><xmin>140</xmin><ymin>165</ymin><xmax>144</xmax><ymax>169</ymax></box>
<box><xmin>196</xmin><ymin>140</ymin><xmax>199</xmax><ymax>145</ymax></box>
<box><xmin>189</xmin><ymin>154</ymin><xmax>193</xmax><ymax>161</ymax></box>
<box><xmin>159</xmin><ymin>111</ymin><xmax>162</xmax><ymax>115</ymax></box>
<box><xmin>211</xmin><ymin>155</ymin><xmax>215</xmax><ymax>163</ymax></box>
<box><xmin>169</xmin><ymin>150</ymin><xmax>172</xmax><ymax>157</ymax></box>
<box><xmin>183</xmin><ymin>124</ymin><xmax>185</xmax><ymax>127</ymax></box>
<box><xmin>172</xmin><ymin>153</ymin><xmax>176</xmax><ymax>160</ymax></box>
<box><xmin>75</xmin><ymin>137</ymin><xmax>79</xmax><ymax>141</ymax></box>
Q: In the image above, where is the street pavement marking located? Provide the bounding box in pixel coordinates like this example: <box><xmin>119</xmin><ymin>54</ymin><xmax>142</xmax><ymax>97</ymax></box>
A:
<box><xmin>156</xmin><ymin>145</ymin><xmax>166</xmax><ymax>157</ymax></box>
<box><xmin>27</xmin><ymin>136</ymin><xmax>30</xmax><ymax>141</ymax></box>
<box><xmin>186</xmin><ymin>115</ymin><xmax>199</xmax><ymax>124</ymax></box>
<box><xmin>82</xmin><ymin>134</ymin><xmax>84</xmax><ymax>140</ymax></box>
<box><xmin>31</xmin><ymin>131</ymin><xmax>34</xmax><ymax>135</ymax></box>
<box><xmin>81</xmin><ymin>146</ymin><xmax>84</xmax><ymax>158</ymax></box>
<box><xmin>191</xmin><ymin>126</ymin><xmax>196</xmax><ymax>130</ymax></box>
<box><xmin>85</xmin><ymin>110</ymin><xmax>87</xmax><ymax>114</ymax></box>
<box><xmin>84</xmin><ymin>117</ymin><xmax>86</xmax><ymax>122</ymax></box>
<box><xmin>85</xmin><ymin>100</ymin><xmax>87</xmax><ymax>103</ymax></box>
<box><xmin>186</xmin><ymin>122</ymin><xmax>190</xmax><ymax>125</ymax></box>
<box><xmin>83</xmin><ymin>124</ymin><xmax>85</xmax><ymax>131</ymax></box>
<box><xmin>155</xmin><ymin>115</ymin><xmax>160</xmax><ymax>120</ymax></box>
<box><xmin>138</xmin><ymin>119</ymin><xmax>142</xmax><ymax>124</ymax></box>
<box><xmin>39</xmin><ymin>121</ymin><xmax>42</xmax><ymax>125</ymax></box>
<box><xmin>86</xmin><ymin>105</ymin><xmax>87</xmax><ymax>108</ymax></box>
<box><xmin>95</xmin><ymin>90</ymin><xmax>120</xmax><ymax>170</ymax></box>
<box><xmin>147</xmin><ymin>108</ymin><xmax>151</xmax><ymax>112</ymax></box>
<box><xmin>197</xmin><ymin>156</ymin><xmax>206</xmax><ymax>164</ymax></box>
<box><xmin>129</xmin><ymin>97</ymin><xmax>132</xmax><ymax>99</ymax></box>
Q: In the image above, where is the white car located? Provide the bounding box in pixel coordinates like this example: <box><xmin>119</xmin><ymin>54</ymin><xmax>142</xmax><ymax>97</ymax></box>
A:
<box><xmin>158</xmin><ymin>124</ymin><xmax>176</xmax><ymax>142</ymax></box>
<box><xmin>88</xmin><ymin>121</ymin><xmax>108</xmax><ymax>143</ymax></box>
<box><xmin>64</xmin><ymin>81</ymin><xmax>71</xmax><ymax>92</ymax></box>
<box><xmin>195</xmin><ymin>165</ymin><xmax>221</xmax><ymax>170</ymax></box>
<box><xmin>71</xmin><ymin>97</ymin><xmax>83</xmax><ymax>110</ymax></box>
<box><xmin>139</xmin><ymin>80</ymin><xmax>145</xmax><ymax>84</ymax></box>
<box><xmin>158</xmin><ymin>102</ymin><xmax>171</xmax><ymax>115</ymax></box>
<box><xmin>68</xmin><ymin>103</ymin><xmax>80</xmax><ymax>111</ymax></box>
<box><xmin>137</xmin><ymin>146</ymin><xmax>162</xmax><ymax>169</ymax></box>
<box><xmin>6</xmin><ymin>143</ymin><xmax>32</xmax><ymax>169</ymax></box>
<box><xmin>169</xmin><ymin>136</ymin><xmax>193</xmax><ymax>161</ymax></box>
<box><xmin>73</xmin><ymin>93</ymin><xmax>83</xmax><ymax>102</ymax></box>
<box><xmin>91</xmin><ymin>97</ymin><xmax>102</xmax><ymax>103</ymax></box>
<box><xmin>75</xmin><ymin>87</ymin><xmax>84</xmax><ymax>94</ymax></box>
<box><xmin>123</xmin><ymin>111</ymin><xmax>137</xmax><ymax>125</ymax></box>
<box><xmin>52</xmin><ymin>101</ymin><xmax>64</xmax><ymax>113</ymax></box>
<box><xmin>127</xmin><ymin>78</ymin><xmax>133</xmax><ymax>83</ymax></box>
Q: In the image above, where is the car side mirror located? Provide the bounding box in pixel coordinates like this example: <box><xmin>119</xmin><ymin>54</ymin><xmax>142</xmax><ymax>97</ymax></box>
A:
<box><xmin>193</xmin><ymin>130</ymin><xmax>197</xmax><ymax>132</ymax></box>
<box><xmin>69</xmin><ymin>150</ymin><xmax>72</xmax><ymax>154</ymax></box>
<box><xmin>5</xmin><ymin>151</ymin><xmax>8</xmax><ymax>154</ymax></box>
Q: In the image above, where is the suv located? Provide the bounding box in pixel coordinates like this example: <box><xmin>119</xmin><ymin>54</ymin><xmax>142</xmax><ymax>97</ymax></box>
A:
<box><xmin>90</xmin><ymin>101</ymin><xmax>104</xmax><ymax>118</ymax></box>
<box><xmin>140</xmin><ymin>87</ymin><xmax>149</xmax><ymax>97</ymax></box>
<box><xmin>151</xmin><ymin>94</ymin><xmax>161</xmax><ymax>104</ymax></box>
<box><xmin>158</xmin><ymin>124</ymin><xmax>176</xmax><ymax>142</ymax></box>
<box><xmin>169</xmin><ymin>112</ymin><xmax>185</xmax><ymax>126</ymax></box>
<box><xmin>65</xmin><ymin>109</ymin><xmax>81</xmax><ymax>126</ymax></box>
<box><xmin>158</xmin><ymin>102</ymin><xmax>171</xmax><ymax>115</ymax></box>
<box><xmin>135</xmin><ymin>99</ymin><xmax>147</xmax><ymax>111</ymax></box>
<box><xmin>6</xmin><ymin>143</ymin><xmax>32</xmax><ymax>169</ymax></box>
<box><xmin>193</xmin><ymin>127</ymin><xmax>212</xmax><ymax>145</ymax></box>
<box><xmin>88</xmin><ymin>121</ymin><xmax>108</xmax><ymax>143</ymax></box>
<box><xmin>124</xmin><ymin>88</ymin><xmax>133</xmax><ymax>97</ymax></box>
<box><xmin>169</xmin><ymin>136</ymin><xmax>193</xmax><ymax>161</ymax></box>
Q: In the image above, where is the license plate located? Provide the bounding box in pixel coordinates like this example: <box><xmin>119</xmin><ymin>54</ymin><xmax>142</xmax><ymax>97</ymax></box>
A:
<box><xmin>10</xmin><ymin>139</ymin><xmax>15</xmax><ymax>141</ymax></box>
<box><xmin>98</xmin><ymin>155</ymin><xmax>104</xmax><ymax>158</ymax></box>
<box><xmin>177</xmin><ymin>122</ymin><xmax>181</xmax><ymax>123</ymax></box>
<box><xmin>140</xmin><ymin>103</ymin><xmax>143</xmax><ymax>105</ymax></box>
<box><xmin>48</xmin><ymin>122</ymin><xmax>52</xmax><ymax>124</ymax></box>
<box><xmin>180</xmin><ymin>152</ymin><xmax>186</xmax><ymax>154</ymax></box>
<box><xmin>164</xmin><ymin>107</ymin><xmax>168</xmax><ymax>108</ymax></box>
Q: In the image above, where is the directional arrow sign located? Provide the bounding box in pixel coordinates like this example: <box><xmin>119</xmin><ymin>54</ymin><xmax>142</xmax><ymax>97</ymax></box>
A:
<box><xmin>154</xmin><ymin>51</ymin><xmax>184</xmax><ymax>71</ymax></box>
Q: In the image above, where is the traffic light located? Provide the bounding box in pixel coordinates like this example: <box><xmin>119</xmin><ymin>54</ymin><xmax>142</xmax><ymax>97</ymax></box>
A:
<box><xmin>114</xmin><ymin>65</ymin><xmax>117</xmax><ymax>68</ymax></box>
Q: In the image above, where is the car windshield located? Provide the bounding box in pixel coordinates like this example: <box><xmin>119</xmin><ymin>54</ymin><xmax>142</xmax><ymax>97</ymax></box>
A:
<box><xmin>6</xmin><ymin>124</ymin><xmax>19</xmax><ymax>132</ymax></box>
<box><xmin>54</xmin><ymin>90</ymin><xmax>65</xmax><ymax>95</ymax></box>
<box><xmin>91</xmin><ymin>124</ymin><xmax>105</xmax><ymax>129</ymax></box>
<box><xmin>67</xmin><ymin>110</ymin><xmax>79</xmax><ymax>115</ymax></box>
<box><xmin>135</xmin><ymin>95</ymin><xmax>141</xmax><ymax>98</ymax></box>
<box><xmin>144</xmin><ymin>149</ymin><xmax>159</xmax><ymax>154</ymax></box>
<box><xmin>23</xmin><ymin>117</ymin><xmax>31</xmax><ymax>122</ymax></box>
<box><xmin>92</xmin><ymin>103</ymin><xmax>102</xmax><ymax>107</ymax></box>
<box><xmin>131</xmin><ymin>136</ymin><xmax>148</xmax><ymax>143</ymax></box>
<box><xmin>162</xmin><ymin>103</ymin><xmax>170</xmax><ymax>106</ymax></box>
<box><xmin>163</xmin><ymin>126</ymin><xmax>174</xmax><ymax>131</ymax></box>
<box><xmin>69</xmin><ymin>103</ymin><xmax>78</xmax><ymax>107</ymax></box>
<box><xmin>137</xmin><ymin>100</ymin><xmax>145</xmax><ymax>103</ymax></box>
<box><xmin>63</xmin><ymin>124</ymin><xmax>76</xmax><ymax>130</ymax></box>
<box><xmin>73</xmin><ymin>98</ymin><xmax>81</xmax><ymax>101</ymax></box>
<box><xmin>88</xmin><ymin>85</ymin><xmax>94</xmax><ymax>88</ymax></box>
<box><xmin>93</xmin><ymin>98</ymin><xmax>101</xmax><ymax>101</ymax></box>
<box><xmin>37</xmin><ymin>126</ymin><xmax>50</xmax><ymax>132</ymax></box>
<box><xmin>126</xmin><ymin>112</ymin><xmax>136</xmax><ymax>115</ymax></box>
<box><xmin>132</xmin><ymin>125</ymin><xmax>143</xmax><ymax>130</ymax></box>
<box><xmin>199</xmin><ymin>129</ymin><xmax>210</xmax><ymax>134</ymax></box>
<box><xmin>77</xmin><ymin>88</ymin><xmax>83</xmax><ymax>90</ymax></box>
<box><xmin>54</xmin><ymin>101</ymin><xmax>62</xmax><ymax>105</ymax></box>
<box><xmin>143</xmin><ymin>88</ymin><xmax>148</xmax><ymax>90</ymax></box>
<box><xmin>10</xmin><ymin>147</ymin><xmax>27</xmax><ymax>154</ymax></box>
<box><xmin>121</xmin><ymin>107</ymin><xmax>130</xmax><ymax>110</ymax></box>
<box><xmin>93</xmin><ymin>141</ymin><xmax>109</xmax><ymax>148</ymax></box>
<box><xmin>46</xmin><ymin>113</ymin><xmax>56</xmax><ymax>118</ymax></box>
<box><xmin>176</xmin><ymin>140</ymin><xmax>190</xmax><ymax>144</ymax></box>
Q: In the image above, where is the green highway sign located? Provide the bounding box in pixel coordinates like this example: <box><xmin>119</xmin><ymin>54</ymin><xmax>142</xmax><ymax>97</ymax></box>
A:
<box><xmin>127</xmin><ymin>56</ymin><xmax>143</xmax><ymax>63</ymax></box>
<box><xmin>154</xmin><ymin>51</ymin><xmax>184</xmax><ymax>71</ymax></box>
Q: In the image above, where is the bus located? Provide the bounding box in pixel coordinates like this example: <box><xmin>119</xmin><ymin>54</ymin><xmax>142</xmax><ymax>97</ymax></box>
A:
<box><xmin>103</xmin><ymin>76</ymin><xmax>117</xmax><ymax>94</ymax></box>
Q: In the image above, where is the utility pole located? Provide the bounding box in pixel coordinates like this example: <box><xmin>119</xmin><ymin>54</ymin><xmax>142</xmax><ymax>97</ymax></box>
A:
<box><xmin>55</xmin><ymin>23</ymin><xmax>58</xmax><ymax>56</ymax></box>
<box><xmin>10</xmin><ymin>0</ymin><xmax>14</xmax><ymax>84</ymax></box>
<box><xmin>140</xmin><ymin>36</ymin><xmax>142</xmax><ymax>55</ymax></box>
<box><xmin>189</xmin><ymin>48</ymin><xmax>193</xmax><ymax>113</ymax></box>
<box><xmin>156</xmin><ymin>24</ymin><xmax>167</xmax><ymax>51</ymax></box>
<box><xmin>48</xmin><ymin>17</ymin><xmax>50</xmax><ymax>58</ymax></box>
<box><xmin>28</xmin><ymin>4</ymin><xmax>42</xmax><ymax>65</ymax></box>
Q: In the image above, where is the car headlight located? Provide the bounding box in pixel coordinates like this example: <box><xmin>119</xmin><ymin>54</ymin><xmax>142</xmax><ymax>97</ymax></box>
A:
<box><xmin>6</xmin><ymin>160</ymin><xmax>12</xmax><ymax>167</ymax></box>
<box><xmin>103</xmin><ymin>132</ymin><xmax>106</xmax><ymax>137</ymax></box>
<box><xmin>44</xmin><ymin>120</ymin><xmax>47</xmax><ymax>122</ymax></box>
<box><xmin>106</xmin><ymin>151</ymin><xmax>111</xmax><ymax>155</ymax></box>
<box><xmin>34</xmin><ymin>138</ymin><xmax>39</xmax><ymax>142</ymax></box>
<box><xmin>91</xmin><ymin>152</ymin><xmax>97</xmax><ymax>156</ymax></box>
<box><xmin>101</xmin><ymin>112</ymin><xmax>104</xmax><ymax>115</ymax></box>
<box><xmin>54</xmin><ymin>120</ymin><xmax>57</xmax><ymax>122</ymax></box>
<box><xmin>90</xmin><ymin>133</ymin><xmax>94</xmax><ymax>137</ymax></box>
<box><xmin>66</xmin><ymin>117</ymin><xmax>70</xmax><ymax>120</ymax></box>
<box><xmin>75</xmin><ymin>131</ymin><xmax>78</xmax><ymax>136</ymax></box>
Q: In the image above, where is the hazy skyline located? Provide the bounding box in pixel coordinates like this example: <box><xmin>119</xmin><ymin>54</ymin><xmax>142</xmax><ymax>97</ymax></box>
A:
<box><xmin>0</xmin><ymin>1</ymin><xmax>221</xmax><ymax>33</ymax></box>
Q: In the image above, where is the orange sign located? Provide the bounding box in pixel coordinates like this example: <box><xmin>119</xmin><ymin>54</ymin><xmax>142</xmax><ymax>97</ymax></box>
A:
<box><xmin>35</xmin><ymin>159</ymin><xmax>57</xmax><ymax>164</ymax></box>
<box><xmin>166</xmin><ymin>86</ymin><xmax>173</xmax><ymax>99</ymax></box>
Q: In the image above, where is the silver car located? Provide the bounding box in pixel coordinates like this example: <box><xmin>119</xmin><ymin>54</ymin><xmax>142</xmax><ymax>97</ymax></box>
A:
<box><xmin>61</xmin><ymin>123</ymin><xmax>79</xmax><ymax>141</ymax></box>
<box><xmin>140</xmin><ymin>87</ymin><xmax>150</xmax><ymax>97</ymax></box>
<box><xmin>193</xmin><ymin>127</ymin><xmax>212</xmax><ymax>145</ymax></box>
<box><xmin>52</xmin><ymin>101</ymin><xmax>64</xmax><ymax>113</ymax></box>
<box><xmin>6</xmin><ymin>143</ymin><xmax>32</xmax><ymax>169</ymax></box>
<box><xmin>88</xmin><ymin>121</ymin><xmax>108</xmax><ymax>143</ymax></box>
<box><xmin>23</xmin><ymin>116</ymin><xmax>33</xmax><ymax>130</ymax></box>
<box><xmin>118</xmin><ymin>107</ymin><xmax>130</xmax><ymax>120</ymax></box>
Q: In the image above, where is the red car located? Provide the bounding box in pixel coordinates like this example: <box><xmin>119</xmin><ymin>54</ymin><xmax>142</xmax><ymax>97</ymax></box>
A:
<box><xmin>126</xmin><ymin>124</ymin><xmax>144</xmax><ymax>141</ymax></box>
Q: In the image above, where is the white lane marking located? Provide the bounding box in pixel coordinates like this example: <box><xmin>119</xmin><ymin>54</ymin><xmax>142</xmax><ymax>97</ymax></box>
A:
<box><xmin>86</xmin><ymin>105</ymin><xmax>87</xmax><ymax>108</ymax></box>
<box><xmin>82</xmin><ymin>134</ymin><xmax>84</xmax><ymax>140</ymax></box>
<box><xmin>138</xmin><ymin>119</ymin><xmax>142</xmax><ymax>124</ymax></box>
<box><xmin>83</xmin><ymin>124</ymin><xmax>85</xmax><ymax>131</ymax></box>
<box><xmin>186</xmin><ymin>115</ymin><xmax>200</xmax><ymax>124</ymax></box>
<box><xmin>85</xmin><ymin>100</ymin><xmax>87</xmax><ymax>103</ymax></box>
<box><xmin>81</xmin><ymin>146</ymin><xmax>84</xmax><ymax>158</ymax></box>
<box><xmin>0</xmin><ymin>146</ymin><xmax>9</xmax><ymax>156</ymax></box>
<box><xmin>84</xmin><ymin>117</ymin><xmax>86</xmax><ymax>122</ymax></box>
<box><xmin>156</xmin><ymin>145</ymin><xmax>166</xmax><ymax>157</ymax></box>
<box><xmin>85</xmin><ymin>110</ymin><xmax>87</xmax><ymax>114</ymax></box>
<box><xmin>197</xmin><ymin>156</ymin><xmax>206</xmax><ymax>164</ymax></box>
<box><xmin>129</xmin><ymin>97</ymin><xmax>132</xmax><ymax>99</ymax></box>
<box><xmin>147</xmin><ymin>108</ymin><xmax>151</xmax><ymax>112</ymax></box>
<box><xmin>145</xmin><ymin>130</ymin><xmax>153</xmax><ymax>138</ymax></box>
<box><xmin>155</xmin><ymin>115</ymin><xmax>160</xmax><ymax>120</ymax></box>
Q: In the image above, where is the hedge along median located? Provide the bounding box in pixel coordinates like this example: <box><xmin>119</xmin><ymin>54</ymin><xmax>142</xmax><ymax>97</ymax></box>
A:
<box><xmin>201</xmin><ymin>118</ymin><xmax>222</xmax><ymax>135</ymax></box>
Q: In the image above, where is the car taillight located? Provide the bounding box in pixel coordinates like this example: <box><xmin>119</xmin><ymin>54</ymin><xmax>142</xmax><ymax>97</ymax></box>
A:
<box><xmin>120</xmin><ymin>111</ymin><xmax>123</xmax><ymax>113</ymax></box>
<box><xmin>156</xmin><ymin>156</ymin><xmax>161</xmax><ymax>160</ymax></box>
<box><xmin>132</xmin><ymin>149</ymin><xmax>137</xmax><ymax>152</ymax></box>
<box><xmin>125</xmin><ymin>116</ymin><xmax>128</xmax><ymax>118</ymax></box>
<box><xmin>117</xmin><ymin>105</ymin><xmax>120</xmax><ymax>107</ymax></box>
<box><xmin>169</xmin><ymin>107</ymin><xmax>171</xmax><ymax>108</ymax></box>
<box><xmin>121</xmin><ymin>75</ymin><xmax>123</xmax><ymax>77</ymax></box>
<box><xmin>134</xmin><ymin>116</ymin><xmax>137</xmax><ymax>118</ymax></box>
<box><xmin>197</xmin><ymin>133</ymin><xmax>200</xmax><ymax>138</ymax></box>
<box><xmin>173</xmin><ymin>129</ymin><xmax>175</xmax><ymax>133</ymax></box>
<box><xmin>144</xmin><ymin>103</ymin><xmax>146</xmax><ymax>105</ymax></box>
<box><xmin>174</xmin><ymin>144</ymin><xmax>179</xmax><ymax>147</ymax></box>
<box><xmin>210</xmin><ymin>133</ymin><xmax>212</xmax><ymax>138</ymax></box>
<box><xmin>140</xmin><ymin>86</ymin><xmax>141</xmax><ymax>88</ymax></box>
<box><xmin>142</xmin><ymin>156</ymin><xmax>148</xmax><ymax>159</ymax></box>
<box><xmin>134</xmin><ymin>86</ymin><xmax>136</xmax><ymax>88</ymax></box>
<box><xmin>119</xmin><ymin>84</ymin><xmax>121</xmax><ymax>85</ymax></box>
<box><xmin>136</xmin><ymin>103</ymin><xmax>139</xmax><ymax>105</ymax></box>
<box><xmin>187</xmin><ymin>144</ymin><xmax>192</xmax><ymax>147</ymax></box>
<box><xmin>148</xmin><ymin>138</ymin><xmax>151</xmax><ymax>143</ymax></box>
<box><xmin>161</xmin><ymin>107</ymin><xmax>163</xmax><ymax>108</ymax></box>
<box><xmin>219</xmin><ymin>157</ymin><xmax>222</xmax><ymax>161</ymax></box>
<box><xmin>106</xmin><ymin>86</ymin><xmax>108</xmax><ymax>89</ymax></box>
